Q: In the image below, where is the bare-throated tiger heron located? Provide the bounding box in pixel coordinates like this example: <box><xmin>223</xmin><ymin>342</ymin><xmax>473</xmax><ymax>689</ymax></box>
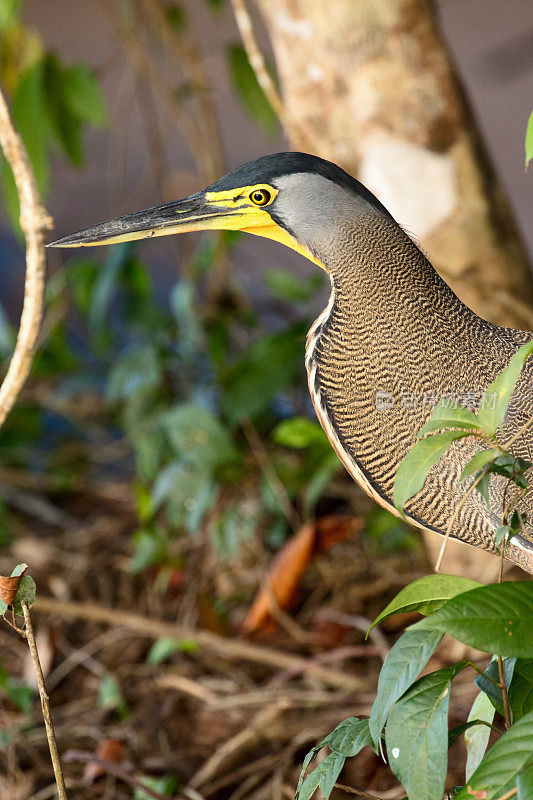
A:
<box><xmin>49</xmin><ymin>153</ymin><xmax>533</xmax><ymax>573</ymax></box>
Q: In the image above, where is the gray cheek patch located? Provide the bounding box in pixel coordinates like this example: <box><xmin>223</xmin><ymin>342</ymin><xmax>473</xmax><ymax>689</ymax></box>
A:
<box><xmin>272</xmin><ymin>173</ymin><xmax>381</xmax><ymax>259</ymax></box>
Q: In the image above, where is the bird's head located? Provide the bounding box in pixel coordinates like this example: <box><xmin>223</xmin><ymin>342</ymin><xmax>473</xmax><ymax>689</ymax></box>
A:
<box><xmin>48</xmin><ymin>152</ymin><xmax>392</xmax><ymax>273</ymax></box>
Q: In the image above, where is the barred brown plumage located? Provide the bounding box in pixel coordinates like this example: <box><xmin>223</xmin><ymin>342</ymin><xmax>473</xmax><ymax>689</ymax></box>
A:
<box><xmin>49</xmin><ymin>152</ymin><xmax>533</xmax><ymax>573</ymax></box>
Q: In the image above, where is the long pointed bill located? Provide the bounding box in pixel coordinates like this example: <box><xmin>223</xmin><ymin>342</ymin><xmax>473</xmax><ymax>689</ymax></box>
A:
<box><xmin>47</xmin><ymin>192</ymin><xmax>254</xmax><ymax>248</ymax></box>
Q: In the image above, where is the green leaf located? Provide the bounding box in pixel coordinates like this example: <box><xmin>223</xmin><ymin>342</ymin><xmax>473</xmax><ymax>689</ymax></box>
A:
<box><xmin>526</xmin><ymin>111</ymin><xmax>533</xmax><ymax>170</ymax></box>
<box><xmin>465</xmin><ymin>691</ymin><xmax>496</xmax><ymax>781</ymax></box>
<box><xmin>107</xmin><ymin>344</ymin><xmax>162</xmax><ymax>404</ymax></box>
<box><xmin>227</xmin><ymin>45</ymin><xmax>278</xmax><ymax>136</ymax></box>
<box><xmin>3</xmin><ymin>59</ymin><xmax>49</xmax><ymax>231</ymax></box>
<box><xmin>13</xmin><ymin>575</ymin><xmax>36</xmax><ymax>615</ymax></box>
<box><xmin>134</xmin><ymin>774</ymin><xmax>179</xmax><ymax>800</ymax></box>
<box><xmin>221</xmin><ymin>323</ymin><xmax>305</xmax><ymax>423</ymax></box>
<box><xmin>509</xmin><ymin>659</ymin><xmax>533</xmax><ymax>721</ymax></box>
<box><xmin>455</xmin><ymin>709</ymin><xmax>533</xmax><ymax>800</ymax></box>
<box><xmin>369</xmin><ymin>629</ymin><xmax>443</xmax><ymax>750</ymax></box>
<box><xmin>163</xmin><ymin>404</ymin><xmax>237</xmax><ymax>469</ymax></box>
<box><xmin>478</xmin><ymin>341</ymin><xmax>533</xmax><ymax>437</ymax></box>
<box><xmin>296</xmin><ymin>751</ymin><xmax>346</xmax><ymax>800</ymax></box>
<box><xmin>60</xmin><ymin>63</ymin><xmax>107</xmax><ymax>127</ymax></box>
<box><xmin>517</xmin><ymin>762</ymin><xmax>533</xmax><ymax>799</ymax></box>
<box><xmin>413</xmin><ymin>582</ymin><xmax>533</xmax><ymax>657</ymax></box>
<box><xmin>0</xmin><ymin>0</ymin><xmax>23</xmax><ymax>32</ymax></box>
<box><xmin>386</xmin><ymin>665</ymin><xmax>465</xmax><ymax>800</ymax></box>
<box><xmin>461</xmin><ymin>448</ymin><xmax>503</xmax><ymax>481</ymax></box>
<box><xmin>146</xmin><ymin>637</ymin><xmax>198</xmax><ymax>664</ymax></box>
<box><xmin>418</xmin><ymin>402</ymin><xmax>481</xmax><ymax>437</ymax></box>
<box><xmin>43</xmin><ymin>55</ymin><xmax>84</xmax><ymax>165</ymax></box>
<box><xmin>273</xmin><ymin>417</ymin><xmax>328</xmax><ymax>449</ymax></box>
<box><xmin>368</xmin><ymin>574</ymin><xmax>481</xmax><ymax>635</ymax></box>
<box><xmin>134</xmin><ymin>776</ymin><xmax>176</xmax><ymax>800</ymax></box>
<box><xmin>98</xmin><ymin>673</ymin><xmax>125</xmax><ymax>712</ymax></box>
<box><xmin>324</xmin><ymin>716</ymin><xmax>373</xmax><ymax>756</ymax></box>
<box><xmin>11</xmin><ymin>563</ymin><xmax>27</xmax><ymax>577</ymax></box>
<box><xmin>393</xmin><ymin>431</ymin><xmax>472</xmax><ymax>513</ymax></box>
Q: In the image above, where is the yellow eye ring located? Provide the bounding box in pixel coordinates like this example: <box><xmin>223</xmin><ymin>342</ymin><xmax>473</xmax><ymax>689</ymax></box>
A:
<box><xmin>249</xmin><ymin>187</ymin><xmax>272</xmax><ymax>206</ymax></box>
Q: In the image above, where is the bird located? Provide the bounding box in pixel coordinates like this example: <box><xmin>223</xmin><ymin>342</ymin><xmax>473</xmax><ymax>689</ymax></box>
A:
<box><xmin>49</xmin><ymin>152</ymin><xmax>533</xmax><ymax>574</ymax></box>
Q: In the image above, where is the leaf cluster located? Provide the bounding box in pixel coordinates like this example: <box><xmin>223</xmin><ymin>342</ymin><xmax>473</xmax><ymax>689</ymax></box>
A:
<box><xmin>297</xmin><ymin>576</ymin><xmax>533</xmax><ymax>800</ymax></box>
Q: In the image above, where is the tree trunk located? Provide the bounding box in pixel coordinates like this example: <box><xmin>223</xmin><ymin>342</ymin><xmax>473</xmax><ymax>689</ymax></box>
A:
<box><xmin>257</xmin><ymin>0</ymin><xmax>533</xmax><ymax>576</ymax></box>
<box><xmin>257</xmin><ymin>0</ymin><xmax>532</xmax><ymax>328</ymax></box>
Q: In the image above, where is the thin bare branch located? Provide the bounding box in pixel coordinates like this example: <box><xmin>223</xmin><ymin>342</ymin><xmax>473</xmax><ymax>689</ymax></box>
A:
<box><xmin>22</xmin><ymin>602</ymin><xmax>68</xmax><ymax>800</ymax></box>
<box><xmin>230</xmin><ymin>0</ymin><xmax>311</xmax><ymax>150</ymax></box>
<box><xmin>0</xmin><ymin>84</ymin><xmax>53</xmax><ymax>430</ymax></box>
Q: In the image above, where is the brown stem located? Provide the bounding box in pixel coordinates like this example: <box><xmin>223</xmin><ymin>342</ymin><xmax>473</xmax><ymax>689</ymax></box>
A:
<box><xmin>334</xmin><ymin>784</ymin><xmax>383</xmax><ymax>800</ymax></box>
<box><xmin>494</xmin><ymin>789</ymin><xmax>517</xmax><ymax>800</ymax></box>
<box><xmin>435</xmin><ymin>461</ymin><xmax>490</xmax><ymax>572</ymax></box>
<box><xmin>22</xmin><ymin>601</ymin><xmax>68</xmax><ymax>800</ymax></box>
<box><xmin>0</xmin><ymin>84</ymin><xmax>53</xmax><ymax>430</ymax></box>
<box><xmin>497</xmin><ymin>655</ymin><xmax>512</xmax><ymax>730</ymax></box>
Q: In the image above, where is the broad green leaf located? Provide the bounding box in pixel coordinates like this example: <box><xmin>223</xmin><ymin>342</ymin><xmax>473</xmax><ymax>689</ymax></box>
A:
<box><xmin>461</xmin><ymin>448</ymin><xmax>503</xmax><ymax>481</ymax></box>
<box><xmin>393</xmin><ymin>431</ymin><xmax>472</xmax><ymax>513</ymax></box>
<box><xmin>368</xmin><ymin>574</ymin><xmax>481</xmax><ymax>635</ymax></box>
<box><xmin>146</xmin><ymin>637</ymin><xmax>198</xmax><ymax>664</ymax></box>
<box><xmin>11</xmin><ymin>563</ymin><xmax>27</xmax><ymax>577</ymax></box>
<box><xmin>465</xmin><ymin>691</ymin><xmax>496</xmax><ymax>782</ymax></box>
<box><xmin>517</xmin><ymin>762</ymin><xmax>533</xmax><ymax>799</ymax></box>
<box><xmin>455</xmin><ymin>709</ymin><xmax>533</xmax><ymax>800</ymax></box>
<box><xmin>324</xmin><ymin>716</ymin><xmax>373</xmax><ymax>756</ymax></box>
<box><xmin>418</xmin><ymin>402</ymin><xmax>481</xmax><ymax>437</ymax></box>
<box><xmin>413</xmin><ymin>582</ymin><xmax>533</xmax><ymax>657</ymax></box>
<box><xmin>273</xmin><ymin>417</ymin><xmax>328</xmax><ymax>449</ymax></box>
<box><xmin>386</xmin><ymin>665</ymin><xmax>465</xmax><ymax>800</ymax></box>
<box><xmin>509</xmin><ymin>659</ymin><xmax>533</xmax><ymax>721</ymax></box>
<box><xmin>296</xmin><ymin>751</ymin><xmax>346</xmax><ymax>800</ymax></box>
<box><xmin>296</xmin><ymin>718</ymin><xmax>372</xmax><ymax>798</ymax></box>
<box><xmin>163</xmin><ymin>404</ymin><xmax>237</xmax><ymax>468</ymax></box>
<box><xmin>478</xmin><ymin>341</ymin><xmax>533</xmax><ymax>437</ymax></box>
<box><xmin>13</xmin><ymin>575</ymin><xmax>36</xmax><ymax>615</ymax></box>
<box><xmin>227</xmin><ymin>45</ymin><xmax>278</xmax><ymax>136</ymax></box>
<box><xmin>369</xmin><ymin>629</ymin><xmax>443</xmax><ymax>750</ymax></box>
<box><xmin>526</xmin><ymin>111</ymin><xmax>533</xmax><ymax>170</ymax></box>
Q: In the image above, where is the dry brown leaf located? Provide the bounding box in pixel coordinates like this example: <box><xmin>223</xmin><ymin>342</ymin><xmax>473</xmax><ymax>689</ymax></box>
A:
<box><xmin>0</xmin><ymin>564</ymin><xmax>27</xmax><ymax>606</ymax></box>
<box><xmin>83</xmin><ymin>739</ymin><xmax>127</xmax><ymax>785</ymax></box>
<box><xmin>241</xmin><ymin>522</ymin><xmax>316</xmax><ymax>635</ymax></box>
<box><xmin>314</xmin><ymin>515</ymin><xmax>362</xmax><ymax>552</ymax></box>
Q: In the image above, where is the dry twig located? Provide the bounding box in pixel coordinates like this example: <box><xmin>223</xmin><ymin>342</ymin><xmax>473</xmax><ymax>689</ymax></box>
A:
<box><xmin>22</xmin><ymin>602</ymin><xmax>68</xmax><ymax>800</ymax></box>
<box><xmin>33</xmin><ymin>595</ymin><xmax>364</xmax><ymax>691</ymax></box>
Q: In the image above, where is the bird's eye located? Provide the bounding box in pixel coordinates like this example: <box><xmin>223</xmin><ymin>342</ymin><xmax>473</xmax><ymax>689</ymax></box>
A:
<box><xmin>249</xmin><ymin>188</ymin><xmax>272</xmax><ymax>206</ymax></box>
